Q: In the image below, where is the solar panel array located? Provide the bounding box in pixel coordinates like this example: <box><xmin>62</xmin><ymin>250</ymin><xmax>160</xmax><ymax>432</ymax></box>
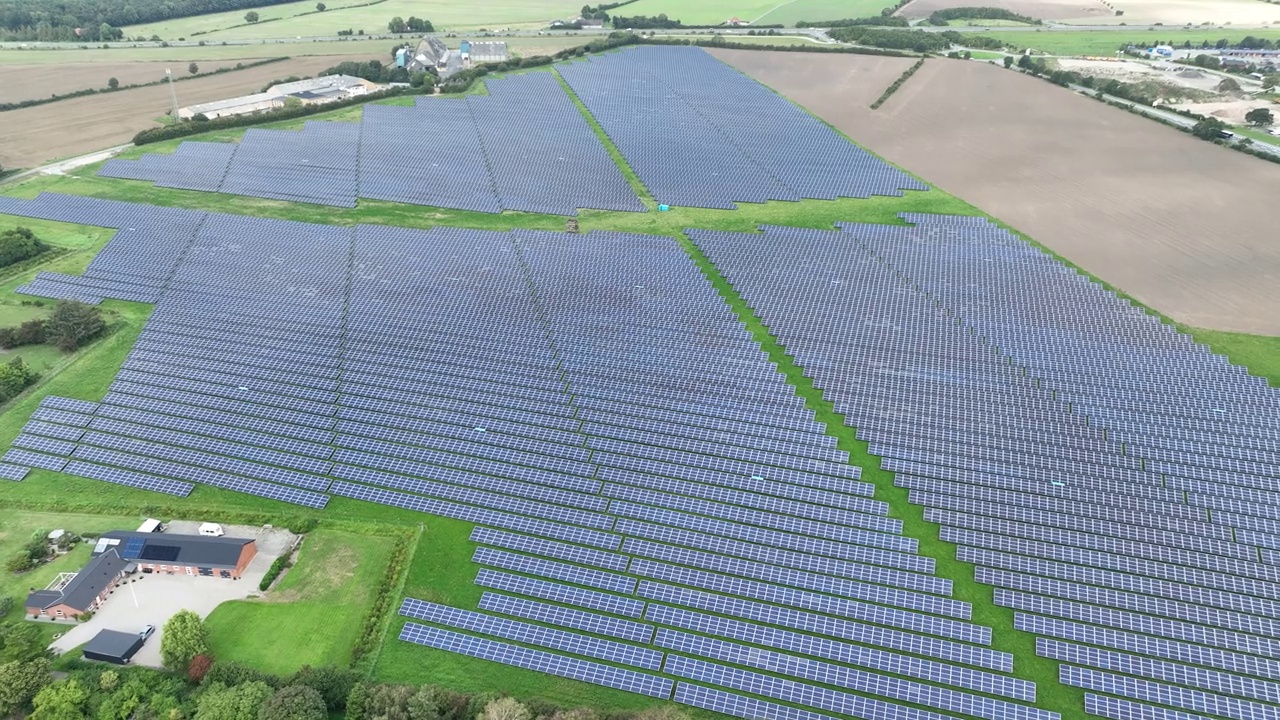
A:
<box><xmin>0</xmin><ymin>193</ymin><xmax>1050</xmax><ymax>720</ymax></box>
<box><xmin>100</xmin><ymin>71</ymin><xmax>641</xmax><ymax>215</ymax></box>
<box><xmin>557</xmin><ymin>45</ymin><xmax>926</xmax><ymax>209</ymax></box>
<box><xmin>691</xmin><ymin>215</ymin><xmax>1280</xmax><ymax>720</ymax></box>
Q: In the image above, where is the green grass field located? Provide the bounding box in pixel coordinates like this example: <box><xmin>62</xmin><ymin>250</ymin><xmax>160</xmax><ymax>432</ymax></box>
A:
<box><xmin>2</xmin><ymin>51</ymin><xmax>1280</xmax><ymax>720</ymax></box>
<box><xmin>976</xmin><ymin>26</ymin><xmax>1280</xmax><ymax>55</ymax></box>
<box><xmin>124</xmin><ymin>0</ymin><xmax>579</xmax><ymax>40</ymax></box>
<box><xmin>755</xmin><ymin>0</ymin><xmax>894</xmax><ymax>25</ymax></box>
<box><xmin>205</xmin><ymin>529</ymin><xmax>396</xmax><ymax>674</ymax></box>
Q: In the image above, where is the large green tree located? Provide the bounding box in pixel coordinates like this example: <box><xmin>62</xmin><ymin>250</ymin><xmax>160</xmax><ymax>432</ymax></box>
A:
<box><xmin>160</xmin><ymin>610</ymin><xmax>210</xmax><ymax>671</ymax></box>
<box><xmin>44</xmin><ymin>300</ymin><xmax>105</xmax><ymax>352</ymax></box>
<box><xmin>1245</xmin><ymin>107</ymin><xmax>1274</xmax><ymax>127</ymax></box>
<box><xmin>195</xmin><ymin>681</ymin><xmax>273</xmax><ymax>720</ymax></box>
<box><xmin>288</xmin><ymin>666</ymin><xmax>357</xmax><ymax>712</ymax></box>
<box><xmin>258</xmin><ymin>685</ymin><xmax>327</xmax><ymax>720</ymax></box>
<box><xmin>0</xmin><ymin>622</ymin><xmax>45</xmax><ymax>663</ymax></box>
<box><xmin>29</xmin><ymin>679</ymin><xmax>89</xmax><ymax>720</ymax></box>
<box><xmin>0</xmin><ymin>658</ymin><xmax>51</xmax><ymax>717</ymax></box>
<box><xmin>0</xmin><ymin>226</ymin><xmax>47</xmax><ymax>267</ymax></box>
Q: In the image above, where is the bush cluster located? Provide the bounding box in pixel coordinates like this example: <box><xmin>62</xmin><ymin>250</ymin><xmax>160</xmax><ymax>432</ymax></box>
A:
<box><xmin>0</xmin><ymin>357</ymin><xmax>39</xmax><ymax>407</ymax></box>
<box><xmin>0</xmin><ymin>227</ymin><xmax>47</xmax><ymax>267</ymax></box>
<box><xmin>871</xmin><ymin>57</ymin><xmax>926</xmax><ymax>109</ymax></box>
<box><xmin>259</xmin><ymin>555</ymin><xmax>294</xmax><ymax>591</ymax></box>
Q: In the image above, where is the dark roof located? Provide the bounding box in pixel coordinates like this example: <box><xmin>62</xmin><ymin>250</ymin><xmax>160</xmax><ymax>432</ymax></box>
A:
<box><xmin>96</xmin><ymin>531</ymin><xmax>253</xmax><ymax>569</ymax></box>
<box><xmin>83</xmin><ymin>629</ymin><xmax>145</xmax><ymax>663</ymax></box>
<box><xmin>24</xmin><ymin>590</ymin><xmax>62</xmax><ymax>609</ymax></box>
<box><xmin>293</xmin><ymin>91</ymin><xmax>324</xmax><ymax>99</ymax></box>
<box><xmin>28</xmin><ymin>548</ymin><xmax>128</xmax><ymax>612</ymax></box>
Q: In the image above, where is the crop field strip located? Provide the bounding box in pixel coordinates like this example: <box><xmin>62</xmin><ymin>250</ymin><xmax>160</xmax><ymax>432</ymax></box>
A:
<box><xmin>96</xmin><ymin>46</ymin><xmax>924</xmax><ymax>215</ymax></box>
<box><xmin>0</xmin><ymin>193</ymin><xmax>1051</xmax><ymax>720</ymax></box>
<box><xmin>690</xmin><ymin>215</ymin><xmax>1280</xmax><ymax>720</ymax></box>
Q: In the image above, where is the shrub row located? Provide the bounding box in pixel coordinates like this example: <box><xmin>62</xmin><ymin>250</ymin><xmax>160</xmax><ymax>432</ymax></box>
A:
<box><xmin>871</xmin><ymin>56</ymin><xmax>926</xmax><ymax>109</ymax></box>
<box><xmin>796</xmin><ymin>16</ymin><xmax>909</xmax><ymax>28</ymax></box>
<box><xmin>926</xmin><ymin>6</ymin><xmax>1041</xmax><ymax>25</ymax></box>
<box><xmin>350</xmin><ymin>529</ymin><xmax>414</xmax><ymax>665</ymax></box>
<box><xmin>259</xmin><ymin>555</ymin><xmax>294</xmax><ymax>591</ymax></box>
<box><xmin>0</xmin><ymin>58</ymin><xmax>287</xmax><ymax>112</ymax></box>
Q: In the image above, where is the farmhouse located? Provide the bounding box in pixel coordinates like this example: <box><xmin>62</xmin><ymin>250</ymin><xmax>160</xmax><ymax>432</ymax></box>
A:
<box><xmin>25</xmin><ymin>548</ymin><xmax>130</xmax><ymax>619</ymax></box>
<box><xmin>400</xmin><ymin>36</ymin><xmax>451</xmax><ymax>72</ymax></box>
<box><xmin>24</xmin><ymin>531</ymin><xmax>256</xmax><ymax>619</ymax></box>
<box><xmin>93</xmin><ymin>530</ymin><xmax>256</xmax><ymax>578</ymax></box>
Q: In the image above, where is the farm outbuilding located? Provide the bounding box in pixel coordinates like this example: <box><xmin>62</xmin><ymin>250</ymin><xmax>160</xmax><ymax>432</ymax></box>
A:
<box><xmin>82</xmin><ymin>630</ymin><xmax>145</xmax><ymax>665</ymax></box>
<box><xmin>93</xmin><ymin>531</ymin><xmax>256</xmax><ymax>578</ymax></box>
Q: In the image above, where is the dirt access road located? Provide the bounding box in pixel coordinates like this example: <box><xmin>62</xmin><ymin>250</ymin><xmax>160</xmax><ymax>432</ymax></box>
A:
<box><xmin>712</xmin><ymin>49</ymin><xmax>1280</xmax><ymax>336</ymax></box>
<box><xmin>0</xmin><ymin>54</ymin><xmax>377</xmax><ymax>170</ymax></box>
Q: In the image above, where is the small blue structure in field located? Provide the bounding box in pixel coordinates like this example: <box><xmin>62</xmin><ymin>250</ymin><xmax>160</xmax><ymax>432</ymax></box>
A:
<box><xmin>658</xmin><ymin>204</ymin><xmax>670</xmax><ymax>212</ymax></box>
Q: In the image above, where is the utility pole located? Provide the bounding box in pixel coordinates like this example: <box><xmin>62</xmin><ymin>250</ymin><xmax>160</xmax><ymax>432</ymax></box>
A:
<box><xmin>166</xmin><ymin>68</ymin><xmax>181</xmax><ymax>121</ymax></box>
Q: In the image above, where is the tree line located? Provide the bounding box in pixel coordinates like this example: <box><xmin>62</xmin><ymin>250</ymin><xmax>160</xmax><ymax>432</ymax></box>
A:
<box><xmin>0</xmin><ymin>602</ymin><xmax>695</xmax><ymax>720</ymax></box>
<box><xmin>0</xmin><ymin>0</ymin><xmax>301</xmax><ymax>41</ymax></box>
<box><xmin>796</xmin><ymin>16</ymin><xmax>909</xmax><ymax>28</ymax></box>
<box><xmin>828</xmin><ymin>26</ymin><xmax>1005</xmax><ymax>53</ymax></box>
<box><xmin>925</xmin><ymin>7</ymin><xmax>1042</xmax><ymax>25</ymax></box>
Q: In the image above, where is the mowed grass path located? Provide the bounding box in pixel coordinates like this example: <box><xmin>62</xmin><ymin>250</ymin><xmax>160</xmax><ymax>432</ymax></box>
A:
<box><xmin>204</xmin><ymin>530</ymin><xmax>395</xmax><ymax>675</ymax></box>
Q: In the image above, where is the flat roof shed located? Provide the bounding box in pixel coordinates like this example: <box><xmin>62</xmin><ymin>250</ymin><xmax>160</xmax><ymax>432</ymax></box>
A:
<box><xmin>83</xmin><ymin>629</ymin><xmax>144</xmax><ymax>665</ymax></box>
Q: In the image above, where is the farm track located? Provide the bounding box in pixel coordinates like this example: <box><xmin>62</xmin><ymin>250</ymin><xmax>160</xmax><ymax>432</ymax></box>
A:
<box><xmin>712</xmin><ymin>48</ymin><xmax>1280</xmax><ymax>336</ymax></box>
<box><xmin>0</xmin><ymin>54</ymin><xmax>379</xmax><ymax>170</ymax></box>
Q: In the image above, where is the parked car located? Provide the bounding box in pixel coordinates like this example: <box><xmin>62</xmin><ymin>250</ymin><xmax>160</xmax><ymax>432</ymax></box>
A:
<box><xmin>139</xmin><ymin>625</ymin><xmax>155</xmax><ymax>640</ymax></box>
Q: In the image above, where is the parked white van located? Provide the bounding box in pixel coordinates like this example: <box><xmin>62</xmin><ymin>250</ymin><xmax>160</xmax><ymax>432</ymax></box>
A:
<box><xmin>198</xmin><ymin>523</ymin><xmax>225</xmax><ymax>537</ymax></box>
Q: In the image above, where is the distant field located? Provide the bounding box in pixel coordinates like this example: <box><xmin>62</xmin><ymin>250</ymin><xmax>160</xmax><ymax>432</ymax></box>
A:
<box><xmin>0</xmin><ymin>53</ymin><xmax>380</xmax><ymax>169</ymax></box>
<box><xmin>0</xmin><ymin>60</ymin><xmax>248</xmax><ymax>104</ymax></box>
<box><xmin>125</xmin><ymin>0</ymin><xmax>579</xmax><ymax>40</ymax></box>
<box><xmin>120</xmin><ymin>0</ymin><xmax>381</xmax><ymax>39</ymax></box>
<box><xmin>755</xmin><ymin>0</ymin><xmax>895</xmax><ymax>25</ymax></box>
<box><xmin>0</xmin><ymin>39</ymin><xmax>394</xmax><ymax>65</ymax></box>
<box><xmin>977</xmin><ymin>26</ymin><xmax>1280</xmax><ymax>54</ymax></box>
<box><xmin>1085</xmin><ymin>0</ymin><xmax>1280</xmax><ymax>25</ymax></box>
<box><xmin>610</xmin><ymin>0</ymin><xmax>779</xmax><ymax>25</ymax></box>
<box><xmin>897</xmin><ymin>0</ymin><xmax>1112</xmax><ymax>21</ymax></box>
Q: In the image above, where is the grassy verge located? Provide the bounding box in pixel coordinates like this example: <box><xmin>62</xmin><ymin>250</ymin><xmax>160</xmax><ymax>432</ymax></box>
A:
<box><xmin>205</xmin><ymin>529</ymin><xmax>396</xmax><ymax>675</ymax></box>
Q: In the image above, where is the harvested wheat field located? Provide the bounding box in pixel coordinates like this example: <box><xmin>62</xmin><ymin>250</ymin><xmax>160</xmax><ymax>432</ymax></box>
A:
<box><xmin>0</xmin><ymin>61</ymin><xmax>248</xmax><ymax>104</ymax></box>
<box><xmin>0</xmin><ymin>54</ymin><xmax>378</xmax><ymax>170</ymax></box>
<box><xmin>1085</xmin><ymin>0</ymin><xmax>1280</xmax><ymax>25</ymax></box>
<box><xmin>895</xmin><ymin>0</ymin><xmax>1112</xmax><ymax>21</ymax></box>
<box><xmin>712</xmin><ymin>49</ymin><xmax>1280</xmax><ymax>335</ymax></box>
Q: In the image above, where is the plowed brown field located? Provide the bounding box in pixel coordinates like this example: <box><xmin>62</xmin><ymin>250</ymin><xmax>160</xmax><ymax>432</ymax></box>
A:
<box><xmin>0</xmin><ymin>53</ymin><xmax>378</xmax><ymax>170</ymax></box>
<box><xmin>711</xmin><ymin>49</ymin><xmax>1280</xmax><ymax>335</ymax></box>
<box><xmin>1</xmin><ymin>61</ymin><xmax>247</xmax><ymax>104</ymax></box>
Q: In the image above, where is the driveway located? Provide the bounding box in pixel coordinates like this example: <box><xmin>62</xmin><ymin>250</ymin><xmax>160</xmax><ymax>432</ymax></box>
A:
<box><xmin>48</xmin><ymin>523</ymin><xmax>297</xmax><ymax>667</ymax></box>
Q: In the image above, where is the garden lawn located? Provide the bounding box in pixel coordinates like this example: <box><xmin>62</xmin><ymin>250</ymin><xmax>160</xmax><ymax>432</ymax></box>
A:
<box><xmin>204</xmin><ymin>529</ymin><xmax>396</xmax><ymax>675</ymax></box>
<box><xmin>0</xmin><ymin>508</ymin><xmax>142</xmax><ymax>647</ymax></box>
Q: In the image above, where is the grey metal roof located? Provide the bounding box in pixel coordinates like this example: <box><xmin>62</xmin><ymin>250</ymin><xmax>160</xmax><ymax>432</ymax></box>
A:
<box><xmin>96</xmin><ymin>531</ymin><xmax>253</xmax><ymax>568</ymax></box>
<box><xmin>84</xmin><ymin>629</ymin><xmax>145</xmax><ymax>661</ymax></box>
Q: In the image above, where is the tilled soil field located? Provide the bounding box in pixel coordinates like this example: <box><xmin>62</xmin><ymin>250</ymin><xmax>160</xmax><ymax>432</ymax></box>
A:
<box><xmin>895</xmin><ymin>0</ymin><xmax>1112</xmax><ymax>20</ymax></box>
<box><xmin>0</xmin><ymin>54</ymin><xmax>377</xmax><ymax>170</ymax></box>
<box><xmin>0</xmin><ymin>61</ymin><xmax>249</xmax><ymax>104</ymax></box>
<box><xmin>711</xmin><ymin>49</ymin><xmax>1280</xmax><ymax>335</ymax></box>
